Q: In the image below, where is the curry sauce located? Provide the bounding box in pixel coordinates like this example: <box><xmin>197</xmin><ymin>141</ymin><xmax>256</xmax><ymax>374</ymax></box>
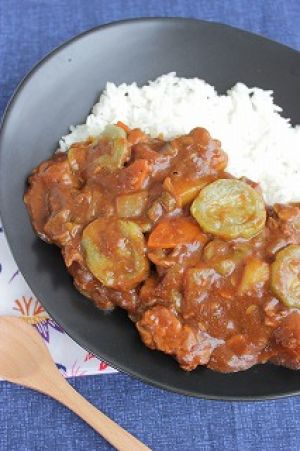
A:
<box><xmin>24</xmin><ymin>124</ymin><xmax>300</xmax><ymax>372</ymax></box>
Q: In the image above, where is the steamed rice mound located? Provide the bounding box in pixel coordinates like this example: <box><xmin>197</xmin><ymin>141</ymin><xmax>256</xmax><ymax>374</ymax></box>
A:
<box><xmin>60</xmin><ymin>73</ymin><xmax>300</xmax><ymax>205</ymax></box>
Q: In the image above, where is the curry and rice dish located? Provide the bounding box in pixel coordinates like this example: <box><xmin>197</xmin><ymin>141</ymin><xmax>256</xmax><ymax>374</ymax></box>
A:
<box><xmin>24</xmin><ymin>123</ymin><xmax>300</xmax><ymax>373</ymax></box>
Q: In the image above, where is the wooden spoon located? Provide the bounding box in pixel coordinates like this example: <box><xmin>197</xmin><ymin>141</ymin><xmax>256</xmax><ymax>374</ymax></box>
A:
<box><xmin>0</xmin><ymin>316</ymin><xmax>150</xmax><ymax>451</ymax></box>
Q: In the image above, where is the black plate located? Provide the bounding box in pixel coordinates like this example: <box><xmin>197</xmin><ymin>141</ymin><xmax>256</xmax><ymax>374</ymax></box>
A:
<box><xmin>1</xmin><ymin>18</ymin><xmax>300</xmax><ymax>400</ymax></box>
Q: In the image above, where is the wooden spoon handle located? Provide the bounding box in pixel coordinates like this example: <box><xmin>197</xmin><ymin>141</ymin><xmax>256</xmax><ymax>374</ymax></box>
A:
<box><xmin>42</xmin><ymin>375</ymin><xmax>150</xmax><ymax>451</ymax></box>
<box><xmin>0</xmin><ymin>317</ymin><xmax>150</xmax><ymax>449</ymax></box>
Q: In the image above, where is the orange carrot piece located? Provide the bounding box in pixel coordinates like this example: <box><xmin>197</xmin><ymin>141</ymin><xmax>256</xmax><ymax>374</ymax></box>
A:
<box><xmin>116</xmin><ymin>121</ymin><xmax>130</xmax><ymax>133</ymax></box>
<box><xmin>128</xmin><ymin>128</ymin><xmax>148</xmax><ymax>145</ymax></box>
<box><xmin>148</xmin><ymin>217</ymin><xmax>207</xmax><ymax>249</ymax></box>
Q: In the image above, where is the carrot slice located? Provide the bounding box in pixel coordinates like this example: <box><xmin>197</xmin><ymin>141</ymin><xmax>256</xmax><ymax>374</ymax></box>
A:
<box><xmin>116</xmin><ymin>121</ymin><xmax>130</xmax><ymax>133</ymax></box>
<box><xmin>128</xmin><ymin>128</ymin><xmax>148</xmax><ymax>145</ymax></box>
<box><xmin>148</xmin><ymin>217</ymin><xmax>206</xmax><ymax>249</ymax></box>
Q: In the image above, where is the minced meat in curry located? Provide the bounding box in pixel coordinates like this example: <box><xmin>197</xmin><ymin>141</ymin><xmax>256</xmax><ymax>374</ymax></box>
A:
<box><xmin>24</xmin><ymin>123</ymin><xmax>300</xmax><ymax>373</ymax></box>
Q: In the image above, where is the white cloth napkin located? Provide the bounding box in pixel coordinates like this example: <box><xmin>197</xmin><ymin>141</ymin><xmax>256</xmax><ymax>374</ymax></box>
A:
<box><xmin>0</xmin><ymin>219</ymin><xmax>116</xmax><ymax>377</ymax></box>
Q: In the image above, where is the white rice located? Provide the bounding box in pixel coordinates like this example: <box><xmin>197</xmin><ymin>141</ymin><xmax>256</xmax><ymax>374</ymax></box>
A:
<box><xmin>60</xmin><ymin>73</ymin><xmax>300</xmax><ymax>205</ymax></box>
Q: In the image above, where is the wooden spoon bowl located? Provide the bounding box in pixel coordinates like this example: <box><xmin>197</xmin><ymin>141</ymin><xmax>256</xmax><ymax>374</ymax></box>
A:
<box><xmin>0</xmin><ymin>316</ymin><xmax>150</xmax><ymax>450</ymax></box>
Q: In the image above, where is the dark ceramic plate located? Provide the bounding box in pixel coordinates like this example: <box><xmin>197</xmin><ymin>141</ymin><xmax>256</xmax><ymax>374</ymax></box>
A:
<box><xmin>1</xmin><ymin>18</ymin><xmax>300</xmax><ymax>400</ymax></box>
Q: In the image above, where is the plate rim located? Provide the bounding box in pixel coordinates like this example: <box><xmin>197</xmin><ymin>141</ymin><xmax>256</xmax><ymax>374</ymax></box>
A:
<box><xmin>1</xmin><ymin>17</ymin><xmax>300</xmax><ymax>401</ymax></box>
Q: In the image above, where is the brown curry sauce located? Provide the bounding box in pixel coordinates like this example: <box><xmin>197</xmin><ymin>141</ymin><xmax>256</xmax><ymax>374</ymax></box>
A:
<box><xmin>24</xmin><ymin>124</ymin><xmax>300</xmax><ymax>372</ymax></box>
